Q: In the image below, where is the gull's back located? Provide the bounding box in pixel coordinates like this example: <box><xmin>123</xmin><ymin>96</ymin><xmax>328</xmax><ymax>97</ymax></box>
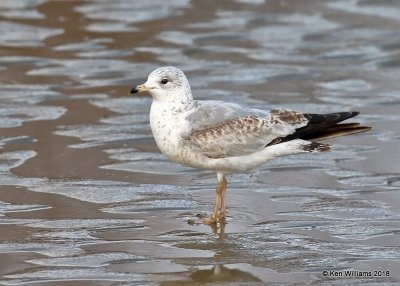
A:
<box><xmin>183</xmin><ymin>100</ymin><xmax>268</xmax><ymax>132</ymax></box>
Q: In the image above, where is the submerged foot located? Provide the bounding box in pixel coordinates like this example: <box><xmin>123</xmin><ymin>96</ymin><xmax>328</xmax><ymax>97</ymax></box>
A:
<box><xmin>187</xmin><ymin>212</ymin><xmax>226</xmax><ymax>233</ymax></box>
<box><xmin>187</xmin><ymin>212</ymin><xmax>221</xmax><ymax>224</ymax></box>
<box><xmin>188</xmin><ymin>213</ymin><xmax>226</xmax><ymax>228</ymax></box>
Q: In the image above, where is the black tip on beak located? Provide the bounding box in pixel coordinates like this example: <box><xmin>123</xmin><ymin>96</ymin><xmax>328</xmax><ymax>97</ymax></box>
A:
<box><xmin>130</xmin><ymin>87</ymin><xmax>138</xmax><ymax>94</ymax></box>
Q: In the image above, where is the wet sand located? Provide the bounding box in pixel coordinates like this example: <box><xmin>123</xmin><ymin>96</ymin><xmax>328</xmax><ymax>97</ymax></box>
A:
<box><xmin>0</xmin><ymin>0</ymin><xmax>400</xmax><ymax>284</ymax></box>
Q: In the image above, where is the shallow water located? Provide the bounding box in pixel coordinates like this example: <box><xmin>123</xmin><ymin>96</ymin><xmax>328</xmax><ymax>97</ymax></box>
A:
<box><xmin>0</xmin><ymin>0</ymin><xmax>399</xmax><ymax>285</ymax></box>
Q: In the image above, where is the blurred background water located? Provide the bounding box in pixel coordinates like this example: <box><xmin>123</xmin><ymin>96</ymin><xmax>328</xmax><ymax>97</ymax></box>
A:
<box><xmin>0</xmin><ymin>0</ymin><xmax>399</xmax><ymax>285</ymax></box>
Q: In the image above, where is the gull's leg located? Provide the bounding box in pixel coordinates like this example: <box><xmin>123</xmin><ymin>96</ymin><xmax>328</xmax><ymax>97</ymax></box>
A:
<box><xmin>211</xmin><ymin>184</ymin><xmax>222</xmax><ymax>222</ymax></box>
<box><xmin>202</xmin><ymin>179</ymin><xmax>222</xmax><ymax>225</ymax></box>
<box><xmin>219</xmin><ymin>176</ymin><xmax>227</xmax><ymax>221</ymax></box>
<box><xmin>189</xmin><ymin>173</ymin><xmax>227</xmax><ymax>233</ymax></box>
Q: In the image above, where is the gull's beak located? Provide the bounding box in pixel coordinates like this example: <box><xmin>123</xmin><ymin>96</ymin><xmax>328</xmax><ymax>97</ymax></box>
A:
<box><xmin>130</xmin><ymin>84</ymin><xmax>151</xmax><ymax>95</ymax></box>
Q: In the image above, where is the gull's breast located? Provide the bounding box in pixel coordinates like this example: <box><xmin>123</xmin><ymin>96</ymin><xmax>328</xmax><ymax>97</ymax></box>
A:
<box><xmin>149</xmin><ymin>104</ymin><xmax>187</xmax><ymax>163</ymax></box>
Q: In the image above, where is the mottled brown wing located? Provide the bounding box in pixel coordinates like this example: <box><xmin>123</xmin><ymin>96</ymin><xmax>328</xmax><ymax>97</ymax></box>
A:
<box><xmin>187</xmin><ymin>109</ymin><xmax>308</xmax><ymax>158</ymax></box>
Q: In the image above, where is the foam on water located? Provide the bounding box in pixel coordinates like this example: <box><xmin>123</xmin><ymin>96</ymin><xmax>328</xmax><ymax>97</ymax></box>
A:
<box><xmin>28</xmin><ymin>179</ymin><xmax>189</xmax><ymax>204</ymax></box>
<box><xmin>0</xmin><ymin>201</ymin><xmax>49</xmax><ymax>215</ymax></box>
<box><xmin>2</xmin><ymin>268</ymin><xmax>144</xmax><ymax>285</ymax></box>
<box><xmin>27</xmin><ymin>252</ymin><xmax>145</xmax><ymax>267</ymax></box>
<box><xmin>28</xmin><ymin>59</ymin><xmax>151</xmax><ymax>88</ymax></box>
<box><xmin>327</xmin><ymin>0</ymin><xmax>400</xmax><ymax>21</ymax></box>
<box><xmin>74</xmin><ymin>0</ymin><xmax>191</xmax><ymax>36</ymax></box>
<box><xmin>26</xmin><ymin>218</ymin><xmax>145</xmax><ymax>230</ymax></box>
<box><xmin>0</xmin><ymin>242</ymin><xmax>84</xmax><ymax>257</ymax></box>
<box><xmin>0</xmin><ymin>151</ymin><xmax>45</xmax><ymax>187</ymax></box>
<box><xmin>101</xmin><ymin>148</ymin><xmax>192</xmax><ymax>174</ymax></box>
<box><xmin>0</xmin><ymin>85</ymin><xmax>65</xmax><ymax>128</ymax></box>
<box><xmin>55</xmin><ymin>124</ymin><xmax>150</xmax><ymax>148</ymax></box>
<box><xmin>0</xmin><ymin>21</ymin><xmax>62</xmax><ymax>47</ymax></box>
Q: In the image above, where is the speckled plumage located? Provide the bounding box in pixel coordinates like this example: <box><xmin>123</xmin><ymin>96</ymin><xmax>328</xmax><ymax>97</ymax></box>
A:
<box><xmin>140</xmin><ymin>66</ymin><xmax>327</xmax><ymax>173</ymax></box>
<box><xmin>132</xmin><ymin>66</ymin><xmax>369</xmax><ymax>226</ymax></box>
<box><xmin>188</xmin><ymin>111</ymin><xmax>308</xmax><ymax>159</ymax></box>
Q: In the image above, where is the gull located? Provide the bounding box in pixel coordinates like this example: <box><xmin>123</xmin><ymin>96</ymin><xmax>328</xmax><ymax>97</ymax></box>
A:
<box><xmin>130</xmin><ymin>66</ymin><xmax>371</xmax><ymax>226</ymax></box>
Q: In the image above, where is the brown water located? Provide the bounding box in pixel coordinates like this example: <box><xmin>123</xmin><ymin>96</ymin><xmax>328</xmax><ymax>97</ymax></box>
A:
<box><xmin>0</xmin><ymin>0</ymin><xmax>399</xmax><ymax>285</ymax></box>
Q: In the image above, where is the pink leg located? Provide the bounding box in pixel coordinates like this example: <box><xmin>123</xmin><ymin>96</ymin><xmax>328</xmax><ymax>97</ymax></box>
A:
<box><xmin>202</xmin><ymin>174</ymin><xmax>227</xmax><ymax>225</ymax></box>
<box><xmin>218</xmin><ymin>177</ymin><xmax>227</xmax><ymax>221</ymax></box>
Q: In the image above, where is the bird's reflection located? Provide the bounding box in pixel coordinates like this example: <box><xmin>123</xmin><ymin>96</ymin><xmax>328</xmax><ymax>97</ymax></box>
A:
<box><xmin>190</xmin><ymin>264</ymin><xmax>261</xmax><ymax>283</ymax></box>
<box><xmin>161</xmin><ymin>264</ymin><xmax>261</xmax><ymax>285</ymax></box>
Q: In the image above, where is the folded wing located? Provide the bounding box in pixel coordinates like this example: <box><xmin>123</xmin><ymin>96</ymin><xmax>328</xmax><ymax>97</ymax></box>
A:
<box><xmin>186</xmin><ymin>108</ymin><xmax>308</xmax><ymax>158</ymax></box>
<box><xmin>185</xmin><ymin>104</ymin><xmax>371</xmax><ymax>159</ymax></box>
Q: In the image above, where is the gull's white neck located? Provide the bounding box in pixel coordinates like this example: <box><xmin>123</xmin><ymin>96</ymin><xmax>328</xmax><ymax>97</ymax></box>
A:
<box><xmin>150</xmin><ymin>88</ymin><xmax>194</xmax><ymax>115</ymax></box>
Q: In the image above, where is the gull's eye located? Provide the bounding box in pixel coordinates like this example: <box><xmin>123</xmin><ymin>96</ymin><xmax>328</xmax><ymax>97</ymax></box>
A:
<box><xmin>161</xmin><ymin>78</ymin><xmax>169</xmax><ymax>85</ymax></box>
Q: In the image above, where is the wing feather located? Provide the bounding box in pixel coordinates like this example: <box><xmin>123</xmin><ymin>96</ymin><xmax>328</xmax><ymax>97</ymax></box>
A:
<box><xmin>186</xmin><ymin>108</ymin><xmax>308</xmax><ymax>158</ymax></box>
<box><xmin>183</xmin><ymin>101</ymin><xmax>369</xmax><ymax>159</ymax></box>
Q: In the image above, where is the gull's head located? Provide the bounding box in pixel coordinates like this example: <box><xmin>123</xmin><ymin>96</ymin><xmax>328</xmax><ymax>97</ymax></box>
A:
<box><xmin>130</xmin><ymin>66</ymin><xmax>192</xmax><ymax>104</ymax></box>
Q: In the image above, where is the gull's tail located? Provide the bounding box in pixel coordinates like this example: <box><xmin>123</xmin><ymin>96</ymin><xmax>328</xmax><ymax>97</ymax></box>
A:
<box><xmin>303</xmin><ymin>122</ymin><xmax>372</xmax><ymax>141</ymax></box>
<box><xmin>299</xmin><ymin>112</ymin><xmax>372</xmax><ymax>141</ymax></box>
<box><xmin>269</xmin><ymin>111</ymin><xmax>372</xmax><ymax>148</ymax></box>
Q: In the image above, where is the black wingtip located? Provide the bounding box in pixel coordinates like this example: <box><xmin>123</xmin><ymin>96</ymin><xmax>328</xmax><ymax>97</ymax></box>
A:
<box><xmin>349</xmin><ymin>111</ymin><xmax>360</xmax><ymax>118</ymax></box>
<box><xmin>335</xmin><ymin>111</ymin><xmax>360</xmax><ymax>121</ymax></box>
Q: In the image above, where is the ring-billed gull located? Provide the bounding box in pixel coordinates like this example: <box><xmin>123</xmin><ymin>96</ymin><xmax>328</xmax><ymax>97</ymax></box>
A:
<box><xmin>130</xmin><ymin>66</ymin><xmax>371</xmax><ymax>226</ymax></box>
